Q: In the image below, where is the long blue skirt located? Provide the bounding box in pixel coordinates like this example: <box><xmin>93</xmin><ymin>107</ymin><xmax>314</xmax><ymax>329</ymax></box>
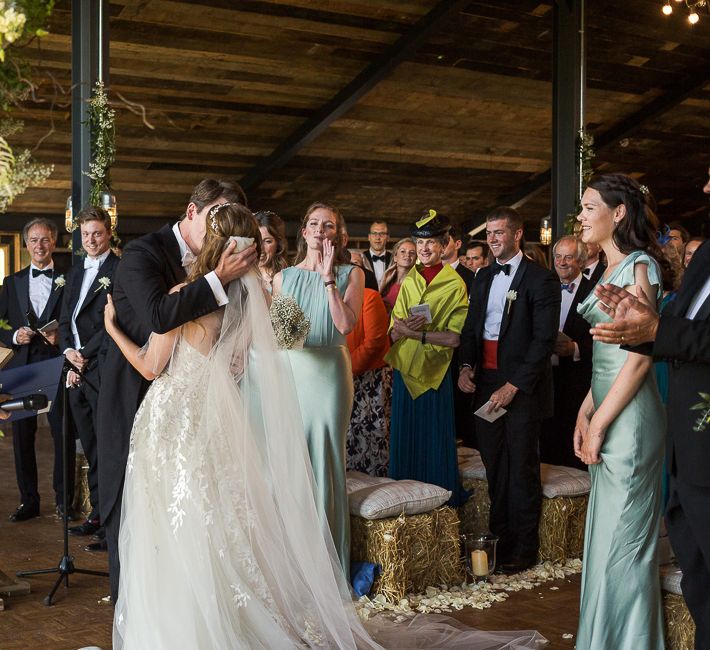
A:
<box><xmin>389</xmin><ymin>369</ymin><xmax>466</xmax><ymax>506</ymax></box>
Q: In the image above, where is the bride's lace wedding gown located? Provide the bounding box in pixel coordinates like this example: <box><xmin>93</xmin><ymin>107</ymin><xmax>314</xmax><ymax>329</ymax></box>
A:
<box><xmin>113</xmin><ymin>271</ymin><xmax>546</xmax><ymax>650</ymax></box>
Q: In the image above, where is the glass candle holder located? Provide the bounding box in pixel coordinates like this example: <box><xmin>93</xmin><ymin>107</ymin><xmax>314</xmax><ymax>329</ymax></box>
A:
<box><xmin>464</xmin><ymin>533</ymin><xmax>499</xmax><ymax>582</ymax></box>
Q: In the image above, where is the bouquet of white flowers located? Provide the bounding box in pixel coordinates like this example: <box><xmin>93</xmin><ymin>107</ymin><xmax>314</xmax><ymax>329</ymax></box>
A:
<box><xmin>269</xmin><ymin>294</ymin><xmax>310</xmax><ymax>350</ymax></box>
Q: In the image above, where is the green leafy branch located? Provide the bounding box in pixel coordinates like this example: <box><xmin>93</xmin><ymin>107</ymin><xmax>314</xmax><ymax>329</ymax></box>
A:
<box><xmin>691</xmin><ymin>392</ymin><xmax>710</xmax><ymax>433</ymax></box>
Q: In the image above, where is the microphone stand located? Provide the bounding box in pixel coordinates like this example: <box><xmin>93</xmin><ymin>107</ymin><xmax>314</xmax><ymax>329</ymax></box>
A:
<box><xmin>16</xmin><ymin>314</ymin><xmax>108</xmax><ymax>606</ymax></box>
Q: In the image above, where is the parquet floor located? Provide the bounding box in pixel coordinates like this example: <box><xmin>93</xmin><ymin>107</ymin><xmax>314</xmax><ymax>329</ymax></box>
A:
<box><xmin>0</xmin><ymin>429</ymin><xmax>581</xmax><ymax>649</ymax></box>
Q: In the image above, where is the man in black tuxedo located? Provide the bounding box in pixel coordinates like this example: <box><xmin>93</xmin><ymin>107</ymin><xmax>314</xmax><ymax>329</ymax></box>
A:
<box><xmin>582</xmin><ymin>241</ymin><xmax>605</xmax><ymax>285</ymax></box>
<box><xmin>96</xmin><ymin>179</ymin><xmax>256</xmax><ymax>603</ymax></box>
<box><xmin>591</xmin><ymin>174</ymin><xmax>710</xmax><ymax>647</ymax></box>
<box><xmin>361</xmin><ymin>220</ymin><xmax>392</xmax><ymax>286</ymax></box>
<box><xmin>458</xmin><ymin>207</ymin><xmax>560</xmax><ymax>571</ymax></box>
<box><xmin>540</xmin><ymin>236</ymin><xmax>593</xmax><ymax>470</ymax></box>
<box><xmin>58</xmin><ymin>206</ymin><xmax>119</xmax><ymax>540</ymax></box>
<box><xmin>442</xmin><ymin>223</ymin><xmax>475</xmax><ymax>296</ymax></box>
<box><xmin>463</xmin><ymin>241</ymin><xmax>490</xmax><ymax>275</ymax></box>
<box><xmin>441</xmin><ymin>222</ymin><xmax>476</xmax><ymax>446</ymax></box>
<box><xmin>0</xmin><ymin>218</ymin><xmax>69</xmax><ymax>522</ymax></box>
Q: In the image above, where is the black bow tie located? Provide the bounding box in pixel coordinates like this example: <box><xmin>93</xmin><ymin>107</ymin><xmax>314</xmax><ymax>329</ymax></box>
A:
<box><xmin>32</xmin><ymin>268</ymin><xmax>52</xmax><ymax>278</ymax></box>
<box><xmin>492</xmin><ymin>263</ymin><xmax>511</xmax><ymax>276</ymax></box>
<box><xmin>371</xmin><ymin>254</ymin><xmax>386</xmax><ymax>263</ymax></box>
<box><xmin>582</xmin><ymin>267</ymin><xmax>591</xmax><ymax>276</ymax></box>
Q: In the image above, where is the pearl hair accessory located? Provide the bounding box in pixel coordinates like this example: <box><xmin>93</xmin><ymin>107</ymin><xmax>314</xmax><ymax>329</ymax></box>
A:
<box><xmin>208</xmin><ymin>202</ymin><xmax>233</xmax><ymax>232</ymax></box>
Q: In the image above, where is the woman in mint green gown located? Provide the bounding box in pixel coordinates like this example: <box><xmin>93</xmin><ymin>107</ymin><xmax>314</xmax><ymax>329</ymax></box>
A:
<box><xmin>575</xmin><ymin>174</ymin><xmax>667</xmax><ymax>649</ymax></box>
<box><xmin>274</xmin><ymin>202</ymin><xmax>364</xmax><ymax>577</ymax></box>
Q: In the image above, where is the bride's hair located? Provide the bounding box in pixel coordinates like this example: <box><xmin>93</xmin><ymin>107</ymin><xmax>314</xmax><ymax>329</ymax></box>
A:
<box><xmin>187</xmin><ymin>203</ymin><xmax>261</xmax><ymax>282</ymax></box>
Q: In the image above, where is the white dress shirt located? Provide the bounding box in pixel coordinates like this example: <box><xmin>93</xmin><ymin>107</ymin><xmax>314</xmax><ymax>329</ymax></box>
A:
<box><xmin>70</xmin><ymin>250</ymin><xmax>111</xmax><ymax>349</ymax></box>
<box><xmin>13</xmin><ymin>263</ymin><xmax>54</xmax><ymax>344</ymax></box>
<box><xmin>368</xmin><ymin>248</ymin><xmax>387</xmax><ymax>285</ymax></box>
<box><xmin>483</xmin><ymin>250</ymin><xmax>524</xmax><ymax>341</ymax></box>
<box><xmin>552</xmin><ymin>273</ymin><xmax>582</xmax><ymax>365</ymax></box>
<box><xmin>686</xmin><ymin>275</ymin><xmax>710</xmax><ymax>319</ymax></box>
<box><xmin>172</xmin><ymin>223</ymin><xmax>228</xmax><ymax>307</ymax></box>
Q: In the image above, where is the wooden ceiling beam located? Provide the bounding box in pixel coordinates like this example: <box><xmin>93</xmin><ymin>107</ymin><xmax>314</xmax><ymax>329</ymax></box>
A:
<box><xmin>238</xmin><ymin>0</ymin><xmax>471</xmax><ymax>192</ymax></box>
<box><xmin>466</xmin><ymin>63</ymin><xmax>710</xmax><ymax>228</ymax></box>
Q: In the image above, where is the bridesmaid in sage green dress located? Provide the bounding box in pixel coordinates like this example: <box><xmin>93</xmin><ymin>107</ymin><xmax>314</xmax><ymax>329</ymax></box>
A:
<box><xmin>574</xmin><ymin>174</ymin><xmax>667</xmax><ymax>649</ymax></box>
<box><xmin>273</xmin><ymin>202</ymin><xmax>364</xmax><ymax>577</ymax></box>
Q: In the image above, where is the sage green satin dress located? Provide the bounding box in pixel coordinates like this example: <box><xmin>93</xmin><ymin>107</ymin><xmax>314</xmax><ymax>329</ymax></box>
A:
<box><xmin>576</xmin><ymin>251</ymin><xmax>665</xmax><ymax>649</ymax></box>
<box><xmin>281</xmin><ymin>265</ymin><xmax>354</xmax><ymax>576</ymax></box>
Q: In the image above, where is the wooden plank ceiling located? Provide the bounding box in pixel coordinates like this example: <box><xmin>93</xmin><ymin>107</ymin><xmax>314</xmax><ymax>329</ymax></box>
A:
<box><xmin>6</xmin><ymin>0</ymin><xmax>710</xmax><ymax>238</ymax></box>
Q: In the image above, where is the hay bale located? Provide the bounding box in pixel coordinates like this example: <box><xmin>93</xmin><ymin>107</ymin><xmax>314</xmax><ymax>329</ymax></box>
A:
<box><xmin>350</xmin><ymin>507</ymin><xmax>463</xmax><ymax>602</ymax></box>
<box><xmin>663</xmin><ymin>592</ymin><xmax>695</xmax><ymax>650</ymax></box>
<box><xmin>459</xmin><ymin>478</ymin><xmax>588</xmax><ymax>563</ymax></box>
<box><xmin>71</xmin><ymin>453</ymin><xmax>92</xmax><ymax>519</ymax></box>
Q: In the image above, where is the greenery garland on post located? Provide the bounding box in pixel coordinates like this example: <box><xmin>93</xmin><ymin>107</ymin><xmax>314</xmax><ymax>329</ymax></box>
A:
<box><xmin>80</xmin><ymin>79</ymin><xmax>119</xmax><ymax>247</ymax></box>
<box><xmin>0</xmin><ymin>0</ymin><xmax>55</xmax><ymax>213</ymax></box>
<box><xmin>85</xmin><ymin>80</ymin><xmax>116</xmax><ymax>207</ymax></box>
<box><xmin>564</xmin><ymin>130</ymin><xmax>595</xmax><ymax>235</ymax></box>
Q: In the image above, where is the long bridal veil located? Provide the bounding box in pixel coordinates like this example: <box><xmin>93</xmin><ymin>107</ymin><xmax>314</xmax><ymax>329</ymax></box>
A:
<box><xmin>114</xmin><ymin>269</ymin><xmax>546</xmax><ymax>649</ymax></box>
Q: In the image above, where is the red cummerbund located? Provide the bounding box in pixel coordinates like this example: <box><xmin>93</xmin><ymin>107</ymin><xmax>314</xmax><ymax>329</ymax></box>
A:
<box><xmin>481</xmin><ymin>339</ymin><xmax>498</xmax><ymax>370</ymax></box>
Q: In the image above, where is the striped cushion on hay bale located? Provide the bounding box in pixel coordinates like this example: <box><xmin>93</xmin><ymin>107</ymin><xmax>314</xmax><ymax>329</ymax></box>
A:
<box><xmin>457</xmin><ymin>448</ymin><xmax>590</xmax><ymax>563</ymax></box>
<box><xmin>346</xmin><ymin>474</ymin><xmax>462</xmax><ymax>601</ymax></box>
<box><xmin>660</xmin><ymin>564</ymin><xmax>695</xmax><ymax>650</ymax></box>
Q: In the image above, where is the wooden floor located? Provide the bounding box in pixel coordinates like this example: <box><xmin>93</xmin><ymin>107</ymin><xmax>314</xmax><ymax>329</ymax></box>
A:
<box><xmin>0</xmin><ymin>429</ymin><xmax>581</xmax><ymax>649</ymax></box>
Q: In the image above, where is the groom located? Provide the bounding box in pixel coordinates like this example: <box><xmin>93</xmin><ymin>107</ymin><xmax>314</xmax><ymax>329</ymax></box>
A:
<box><xmin>96</xmin><ymin>179</ymin><xmax>257</xmax><ymax>603</ymax></box>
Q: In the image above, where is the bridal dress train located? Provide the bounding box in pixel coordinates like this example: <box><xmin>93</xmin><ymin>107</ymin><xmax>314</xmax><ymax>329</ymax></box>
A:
<box><xmin>113</xmin><ymin>270</ymin><xmax>546</xmax><ymax>649</ymax></box>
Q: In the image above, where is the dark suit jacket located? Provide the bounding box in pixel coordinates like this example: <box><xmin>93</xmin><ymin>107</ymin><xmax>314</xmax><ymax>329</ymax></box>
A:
<box><xmin>455</xmin><ymin>262</ymin><xmax>475</xmax><ymax>297</ymax></box>
<box><xmin>584</xmin><ymin>260</ymin><xmax>605</xmax><ymax>286</ymax></box>
<box><xmin>459</xmin><ymin>255</ymin><xmax>561</xmax><ymax>408</ymax></box>
<box><xmin>96</xmin><ymin>224</ymin><xmax>220</xmax><ymax>522</ymax></box>
<box><xmin>0</xmin><ymin>266</ymin><xmax>65</xmax><ymax>368</ymax></box>
<box><xmin>652</xmin><ymin>241</ymin><xmax>710</xmax><ymax>487</ymax></box>
<box><xmin>556</xmin><ymin>275</ymin><xmax>594</xmax><ymax>390</ymax></box>
<box><xmin>59</xmin><ymin>251</ymin><xmax>120</xmax><ymax>373</ymax></box>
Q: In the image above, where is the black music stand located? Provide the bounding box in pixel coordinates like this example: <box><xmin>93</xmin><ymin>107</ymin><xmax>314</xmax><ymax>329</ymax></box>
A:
<box><xmin>14</xmin><ymin>320</ymin><xmax>108</xmax><ymax>606</ymax></box>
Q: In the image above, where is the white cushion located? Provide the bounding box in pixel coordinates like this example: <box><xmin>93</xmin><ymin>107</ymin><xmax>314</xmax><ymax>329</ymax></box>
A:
<box><xmin>348</xmin><ymin>479</ymin><xmax>451</xmax><ymax>520</ymax></box>
<box><xmin>457</xmin><ymin>447</ymin><xmax>590</xmax><ymax>497</ymax></box>
<box><xmin>660</xmin><ymin>564</ymin><xmax>683</xmax><ymax>595</ymax></box>
<box><xmin>540</xmin><ymin>464</ymin><xmax>591</xmax><ymax>498</ymax></box>
<box><xmin>346</xmin><ymin>471</ymin><xmax>393</xmax><ymax>494</ymax></box>
<box><xmin>458</xmin><ymin>448</ymin><xmax>486</xmax><ymax>480</ymax></box>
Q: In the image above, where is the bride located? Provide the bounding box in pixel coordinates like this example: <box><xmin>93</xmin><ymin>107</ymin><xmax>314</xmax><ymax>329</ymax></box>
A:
<box><xmin>105</xmin><ymin>202</ymin><xmax>545</xmax><ymax>649</ymax></box>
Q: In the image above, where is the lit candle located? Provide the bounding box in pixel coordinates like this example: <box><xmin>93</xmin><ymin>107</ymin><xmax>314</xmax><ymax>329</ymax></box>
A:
<box><xmin>471</xmin><ymin>549</ymin><xmax>488</xmax><ymax>576</ymax></box>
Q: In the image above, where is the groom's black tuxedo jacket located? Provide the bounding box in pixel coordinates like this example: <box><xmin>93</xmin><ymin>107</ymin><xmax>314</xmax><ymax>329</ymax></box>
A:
<box><xmin>96</xmin><ymin>224</ymin><xmax>219</xmax><ymax>522</ymax></box>
<box><xmin>459</xmin><ymin>255</ymin><xmax>560</xmax><ymax>408</ymax></box>
<box><xmin>59</xmin><ymin>251</ymin><xmax>120</xmax><ymax>374</ymax></box>
<box><xmin>652</xmin><ymin>241</ymin><xmax>710</xmax><ymax>488</ymax></box>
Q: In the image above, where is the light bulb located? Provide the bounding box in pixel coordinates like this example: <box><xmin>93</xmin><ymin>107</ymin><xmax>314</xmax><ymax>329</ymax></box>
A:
<box><xmin>662</xmin><ymin>3</ymin><xmax>672</xmax><ymax>14</ymax></box>
<box><xmin>688</xmin><ymin>11</ymin><xmax>699</xmax><ymax>23</ymax></box>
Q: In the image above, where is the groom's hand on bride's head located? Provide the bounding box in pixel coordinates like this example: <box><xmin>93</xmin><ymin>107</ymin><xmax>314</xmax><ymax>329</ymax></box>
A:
<box><xmin>215</xmin><ymin>241</ymin><xmax>258</xmax><ymax>285</ymax></box>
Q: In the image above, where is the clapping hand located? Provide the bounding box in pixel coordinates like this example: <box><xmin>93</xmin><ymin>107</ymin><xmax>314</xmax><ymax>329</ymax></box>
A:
<box><xmin>392</xmin><ymin>316</ymin><xmax>417</xmax><ymax>339</ymax></box>
<box><xmin>316</xmin><ymin>238</ymin><xmax>336</xmax><ymax>280</ymax></box>
<box><xmin>65</xmin><ymin>348</ymin><xmax>86</xmax><ymax>371</ymax></box>
<box><xmin>590</xmin><ymin>284</ymin><xmax>659</xmax><ymax>346</ymax></box>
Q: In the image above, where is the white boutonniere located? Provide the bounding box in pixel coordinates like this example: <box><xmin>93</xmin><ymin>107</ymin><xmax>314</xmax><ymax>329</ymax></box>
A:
<box><xmin>54</xmin><ymin>275</ymin><xmax>65</xmax><ymax>291</ymax></box>
<box><xmin>94</xmin><ymin>276</ymin><xmax>111</xmax><ymax>293</ymax></box>
<box><xmin>506</xmin><ymin>289</ymin><xmax>517</xmax><ymax>315</ymax></box>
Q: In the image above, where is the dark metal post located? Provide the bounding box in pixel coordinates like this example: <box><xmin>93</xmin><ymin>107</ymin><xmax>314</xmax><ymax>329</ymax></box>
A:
<box><xmin>551</xmin><ymin>0</ymin><xmax>584</xmax><ymax>239</ymax></box>
<box><xmin>71</xmin><ymin>0</ymin><xmax>109</xmax><ymax>262</ymax></box>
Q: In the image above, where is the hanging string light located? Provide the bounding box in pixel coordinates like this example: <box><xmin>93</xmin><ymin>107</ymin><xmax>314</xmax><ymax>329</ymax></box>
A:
<box><xmin>661</xmin><ymin>0</ymin><xmax>708</xmax><ymax>23</ymax></box>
